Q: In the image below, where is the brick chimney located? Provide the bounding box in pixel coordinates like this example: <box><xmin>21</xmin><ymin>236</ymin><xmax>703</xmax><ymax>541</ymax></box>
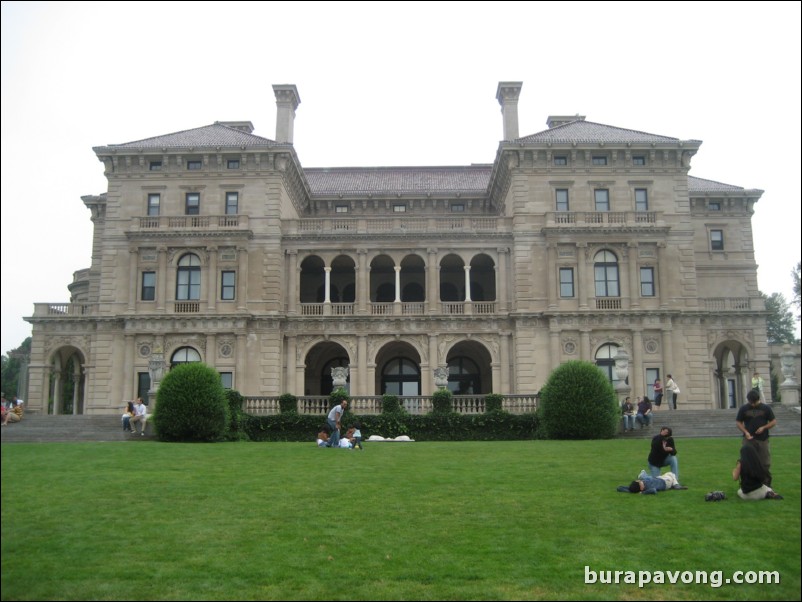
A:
<box><xmin>272</xmin><ymin>84</ymin><xmax>301</xmax><ymax>144</ymax></box>
<box><xmin>496</xmin><ymin>81</ymin><xmax>523</xmax><ymax>141</ymax></box>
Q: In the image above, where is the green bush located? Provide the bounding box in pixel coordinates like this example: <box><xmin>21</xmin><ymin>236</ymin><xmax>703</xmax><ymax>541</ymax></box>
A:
<box><xmin>538</xmin><ymin>360</ymin><xmax>619</xmax><ymax>439</ymax></box>
<box><xmin>485</xmin><ymin>393</ymin><xmax>504</xmax><ymax>413</ymax></box>
<box><xmin>431</xmin><ymin>389</ymin><xmax>454</xmax><ymax>414</ymax></box>
<box><xmin>278</xmin><ymin>393</ymin><xmax>298</xmax><ymax>414</ymax></box>
<box><xmin>225</xmin><ymin>389</ymin><xmax>250</xmax><ymax>441</ymax></box>
<box><xmin>153</xmin><ymin>363</ymin><xmax>230</xmax><ymax>442</ymax></box>
<box><xmin>329</xmin><ymin>387</ymin><xmax>350</xmax><ymax>408</ymax></box>
<box><xmin>381</xmin><ymin>394</ymin><xmax>403</xmax><ymax>414</ymax></box>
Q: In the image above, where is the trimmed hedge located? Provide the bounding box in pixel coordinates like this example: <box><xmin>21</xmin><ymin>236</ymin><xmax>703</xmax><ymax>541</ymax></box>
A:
<box><xmin>243</xmin><ymin>411</ymin><xmax>539</xmax><ymax>442</ymax></box>
<box><xmin>153</xmin><ymin>363</ymin><xmax>230</xmax><ymax>442</ymax></box>
<box><xmin>538</xmin><ymin>360</ymin><xmax>619</xmax><ymax>439</ymax></box>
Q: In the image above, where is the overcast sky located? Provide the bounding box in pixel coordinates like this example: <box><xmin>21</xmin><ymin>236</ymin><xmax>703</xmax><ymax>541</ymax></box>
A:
<box><xmin>1</xmin><ymin>1</ymin><xmax>800</xmax><ymax>354</ymax></box>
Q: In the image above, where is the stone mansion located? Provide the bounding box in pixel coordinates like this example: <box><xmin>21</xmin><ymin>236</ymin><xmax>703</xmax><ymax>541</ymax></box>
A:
<box><xmin>25</xmin><ymin>82</ymin><xmax>770</xmax><ymax>415</ymax></box>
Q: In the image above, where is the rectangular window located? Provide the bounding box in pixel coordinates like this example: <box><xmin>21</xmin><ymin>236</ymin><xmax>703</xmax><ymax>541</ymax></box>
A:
<box><xmin>227</xmin><ymin>159</ymin><xmax>240</xmax><ymax>169</ymax></box>
<box><xmin>219</xmin><ymin>372</ymin><xmax>233</xmax><ymax>390</ymax></box>
<box><xmin>709</xmin><ymin>201</ymin><xmax>721</xmax><ymax>211</ymax></box>
<box><xmin>592</xmin><ymin>156</ymin><xmax>608</xmax><ymax>166</ymax></box>
<box><xmin>554</xmin><ymin>156</ymin><xmax>567</xmax><ymax>166</ymax></box>
<box><xmin>186</xmin><ymin>192</ymin><xmax>200</xmax><ymax>215</ymax></box>
<box><xmin>594</xmin><ymin>189</ymin><xmax>610</xmax><ymax>211</ymax></box>
<box><xmin>450</xmin><ymin>203</ymin><xmax>465</xmax><ymax>212</ymax></box>
<box><xmin>335</xmin><ymin>205</ymin><xmax>349</xmax><ymax>213</ymax></box>
<box><xmin>559</xmin><ymin>268</ymin><xmax>575</xmax><ymax>298</ymax></box>
<box><xmin>141</xmin><ymin>271</ymin><xmax>156</xmax><ymax>301</ymax></box>
<box><xmin>640</xmin><ymin>267</ymin><xmax>655</xmax><ymax>296</ymax></box>
<box><xmin>556</xmin><ymin>189</ymin><xmax>569</xmax><ymax>211</ymax></box>
<box><xmin>633</xmin><ymin>156</ymin><xmax>646</xmax><ymax>166</ymax></box>
<box><xmin>187</xmin><ymin>160</ymin><xmax>202</xmax><ymax>170</ymax></box>
<box><xmin>225</xmin><ymin>192</ymin><xmax>238</xmax><ymax>215</ymax></box>
<box><xmin>149</xmin><ymin>161</ymin><xmax>162</xmax><ymax>171</ymax></box>
<box><xmin>635</xmin><ymin>188</ymin><xmax>648</xmax><ymax>211</ymax></box>
<box><xmin>137</xmin><ymin>372</ymin><xmax>151</xmax><ymax>405</ymax></box>
<box><xmin>710</xmin><ymin>229</ymin><xmax>724</xmax><ymax>251</ymax></box>
<box><xmin>646</xmin><ymin>368</ymin><xmax>660</xmax><ymax>400</ymax></box>
<box><xmin>393</xmin><ymin>204</ymin><xmax>406</xmax><ymax>213</ymax></box>
<box><xmin>147</xmin><ymin>193</ymin><xmax>160</xmax><ymax>216</ymax></box>
<box><xmin>221</xmin><ymin>270</ymin><xmax>236</xmax><ymax>300</ymax></box>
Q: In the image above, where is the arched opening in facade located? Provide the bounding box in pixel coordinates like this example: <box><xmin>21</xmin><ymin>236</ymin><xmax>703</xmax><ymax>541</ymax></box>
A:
<box><xmin>595</xmin><ymin>343</ymin><xmax>621</xmax><ymax>388</ymax></box>
<box><xmin>304</xmin><ymin>341</ymin><xmax>350</xmax><ymax>396</ymax></box>
<box><xmin>300</xmin><ymin>256</ymin><xmax>325</xmax><ymax>303</ymax></box>
<box><xmin>440</xmin><ymin>254</ymin><xmax>464</xmax><ymax>301</ymax></box>
<box><xmin>445</xmin><ymin>340</ymin><xmax>493</xmax><ymax>394</ymax></box>
<box><xmin>48</xmin><ymin>346</ymin><xmax>86</xmax><ymax>415</ymax></box>
<box><xmin>331</xmin><ymin>255</ymin><xmax>356</xmax><ymax>303</ymax></box>
<box><xmin>375</xmin><ymin>341</ymin><xmax>422</xmax><ymax>396</ymax></box>
<box><xmin>469</xmin><ymin>254</ymin><xmax>496</xmax><ymax>302</ymax></box>
<box><xmin>713</xmin><ymin>340</ymin><xmax>751</xmax><ymax>409</ymax></box>
<box><xmin>170</xmin><ymin>346</ymin><xmax>202</xmax><ymax>369</ymax></box>
<box><xmin>370</xmin><ymin>255</ymin><xmax>395</xmax><ymax>302</ymax></box>
<box><xmin>400</xmin><ymin>254</ymin><xmax>426</xmax><ymax>302</ymax></box>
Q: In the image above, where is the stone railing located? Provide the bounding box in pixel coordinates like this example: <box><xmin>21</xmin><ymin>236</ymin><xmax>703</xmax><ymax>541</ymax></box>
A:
<box><xmin>546</xmin><ymin>211</ymin><xmax>659</xmax><ymax>227</ymax></box>
<box><xmin>133</xmin><ymin>214</ymin><xmax>249</xmax><ymax>231</ymax></box>
<box><xmin>299</xmin><ymin>301</ymin><xmax>498</xmax><ymax>316</ymax></box>
<box><xmin>287</xmin><ymin>216</ymin><xmax>509</xmax><ymax>236</ymax></box>
<box><xmin>703</xmin><ymin>297</ymin><xmax>758</xmax><ymax>311</ymax></box>
<box><xmin>32</xmin><ymin>303</ymin><xmax>97</xmax><ymax>317</ymax></box>
<box><xmin>243</xmin><ymin>394</ymin><xmax>538</xmax><ymax>416</ymax></box>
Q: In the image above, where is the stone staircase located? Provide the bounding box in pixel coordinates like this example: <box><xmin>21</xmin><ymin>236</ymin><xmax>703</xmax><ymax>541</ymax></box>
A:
<box><xmin>617</xmin><ymin>405</ymin><xmax>801</xmax><ymax>439</ymax></box>
<box><xmin>1</xmin><ymin>406</ymin><xmax>799</xmax><ymax>443</ymax></box>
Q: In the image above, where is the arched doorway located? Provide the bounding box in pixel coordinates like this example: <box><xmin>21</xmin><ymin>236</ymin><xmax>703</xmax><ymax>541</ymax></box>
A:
<box><xmin>48</xmin><ymin>346</ymin><xmax>86</xmax><ymax>415</ymax></box>
<box><xmin>713</xmin><ymin>340</ymin><xmax>750</xmax><ymax>408</ymax></box>
<box><xmin>375</xmin><ymin>341</ymin><xmax>422</xmax><ymax>396</ymax></box>
<box><xmin>445</xmin><ymin>340</ymin><xmax>493</xmax><ymax>394</ymax></box>
<box><xmin>304</xmin><ymin>341</ymin><xmax>350</xmax><ymax>396</ymax></box>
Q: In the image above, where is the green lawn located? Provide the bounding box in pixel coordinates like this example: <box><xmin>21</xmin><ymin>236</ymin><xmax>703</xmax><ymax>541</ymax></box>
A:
<box><xmin>2</xmin><ymin>437</ymin><xmax>799</xmax><ymax>601</ymax></box>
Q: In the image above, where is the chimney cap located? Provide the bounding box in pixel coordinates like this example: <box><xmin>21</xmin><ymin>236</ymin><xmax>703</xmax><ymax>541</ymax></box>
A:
<box><xmin>496</xmin><ymin>81</ymin><xmax>523</xmax><ymax>104</ymax></box>
<box><xmin>546</xmin><ymin>114</ymin><xmax>586</xmax><ymax>129</ymax></box>
<box><xmin>273</xmin><ymin>84</ymin><xmax>301</xmax><ymax>110</ymax></box>
<box><xmin>215</xmin><ymin>121</ymin><xmax>255</xmax><ymax>134</ymax></box>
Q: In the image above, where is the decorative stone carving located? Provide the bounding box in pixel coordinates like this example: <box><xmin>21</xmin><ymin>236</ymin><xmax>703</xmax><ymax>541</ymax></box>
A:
<box><xmin>331</xmin><ymin>366</ymin><xmax>349</xmax><ymax>387</ymax></box>
<box><xmin>780</xmin><ymin>348</ymin><xmax>797</xmax><ymax>385</ymax></box>
<box><xmin>433</xmin><ymin>366</ymin><xmax>449</xmax><ymax>389</ymax></box>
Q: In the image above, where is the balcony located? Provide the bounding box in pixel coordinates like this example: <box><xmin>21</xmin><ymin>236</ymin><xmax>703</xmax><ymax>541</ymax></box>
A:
<box><xmin>545</xmin><ymin>211</ymin><xmax>661</xmax><ymax>230</ymax></box>
<box><xmin>130</xmin><ymin>214</ymin><xmax>250</xmax><ymax>232</ymax></box>
<box><xmin>703</xmin><ymin>297</ymin><xmax>760</xmax><ymax>311</ymax></box>
<box><xmin>299</xmin><ymin>301</ymin><xmax>498</xmax><ymax>316</ymax></box>
<box><xmin>32</xmin><ymin>303</ymin><xmax>97</xmax><ymax>317</ymax></box>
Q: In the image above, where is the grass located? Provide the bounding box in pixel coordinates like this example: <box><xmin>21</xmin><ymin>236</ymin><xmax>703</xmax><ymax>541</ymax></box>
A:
<box><xmin>1</xmin><ymin>437</ymin><xmax>800</xmax><ymax>601</ymax></box>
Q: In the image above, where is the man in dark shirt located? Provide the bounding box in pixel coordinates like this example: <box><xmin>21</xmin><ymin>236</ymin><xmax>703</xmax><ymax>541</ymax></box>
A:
<box><xmin>648</xmin><ymin>427</ymin><xmax>683</xmax><ymax>487</ymax></box>
<box><xmin>736</xmin><ymin>389</ymin><xmax>777</xmax><ymax>485</ymax></box>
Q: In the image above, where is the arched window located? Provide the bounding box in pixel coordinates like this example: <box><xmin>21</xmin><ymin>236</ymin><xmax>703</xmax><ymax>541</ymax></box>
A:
<box><xmin>176</xmin><ymin>253</ymin><xmax>201</xmax><ymax>300</ymax></box>
<box><xmin>171</xmin><ymin>346</ymin><xmax>201</xmax><ymax>368</ymax></box>
<box><xmin>382</xmin><ymin>358</ymin><xmax>420</xmax><ymax>396</ymax></box>
<box><xmin>595</xmin><ymin>343</ymin><xmax>620</xmax><ymax>387</ymax></box>
<box><xmin>594</xmin><ymin>250</ymin><xmax>619</xmax><ymax>297</ymax></box>
<box><xmin>447</xmin><ymin>356</ymin><xmax>481</xmax><ymax>395</ymax></box>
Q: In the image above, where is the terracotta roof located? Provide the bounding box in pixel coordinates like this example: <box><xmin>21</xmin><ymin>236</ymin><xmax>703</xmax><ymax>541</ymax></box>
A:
<box><xmin>516</xmin><ymin>120</ymin><xmax>689</xmax><ymax>144</ymax></box>
<box><xmin>305</xmin><ymin>166</ymin><xmax>492</xmax><ymax>195</ymax></box>
<box><xmin>688</xmin><ymin>176</ymin><xmax>748</xmax><ymax>193</ymax></box>
<box><xmin>94</xmin><ymin>123</ymin><xmax>280</xmax><ymax>152</ymax></box>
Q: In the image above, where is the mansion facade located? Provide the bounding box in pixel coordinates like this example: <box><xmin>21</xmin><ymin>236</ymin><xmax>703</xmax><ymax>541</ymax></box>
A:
<box><xmin>25</xmin><ymin>82</ymin><xmax>770</xmax><ymax>414</ymax></box>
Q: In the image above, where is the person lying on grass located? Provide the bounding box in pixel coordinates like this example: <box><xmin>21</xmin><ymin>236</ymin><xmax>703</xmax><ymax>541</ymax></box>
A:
<box><xmin>617</xmin><ymin>470</ymin><xmax>688</xmax><ymax>494</ymax></box>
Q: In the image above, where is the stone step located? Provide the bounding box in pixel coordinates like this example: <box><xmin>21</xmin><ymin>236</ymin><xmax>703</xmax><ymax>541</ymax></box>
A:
<box><xmin>2</xmin><ymin>407</ymin><xmax>799</xmax><ymax>443</ymax></box>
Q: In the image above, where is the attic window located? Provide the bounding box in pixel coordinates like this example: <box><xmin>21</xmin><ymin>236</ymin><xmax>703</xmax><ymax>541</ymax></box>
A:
<box><xmin>633</xmin><ymin>156</ymin><xmax>646</xmax><ymax>166</ymax></box>
<box><xmin>187</xmin><ymin>160</ymin><xmax>202</xmax><ymax>170</ymax></box>
<box><xmin>335</xmin><ymin>205</ymin><xmax>349</xmax><ymax>213</ymax></box>
<box><xmin>592</xmin><ymin>156</ymin><xmax>608</xmax><ymax>166</ymax></box>
<box><xmin>554</xmin><ymin>156</ymin><xmax>568</xmax><ymax>166</ymax></box>
<box><xmin>149</xmin><ymin>161</ymin><xmax>162</xmax><ymax>171</ymax></box>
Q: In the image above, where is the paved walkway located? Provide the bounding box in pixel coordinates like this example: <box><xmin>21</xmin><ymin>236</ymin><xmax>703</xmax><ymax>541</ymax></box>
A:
<box><xmin>2</xmin><ymin>406</ymin><xmax>799</xmax><ymax>443</ymax></box>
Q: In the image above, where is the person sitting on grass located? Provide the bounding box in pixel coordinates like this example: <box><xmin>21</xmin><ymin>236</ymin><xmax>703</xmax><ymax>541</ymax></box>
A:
<box><xmin>732</xmin><ymin>443</ymin><xmax>783</xmax><ymax>500</ymax></box>
<box><xmin>617</xmin><ymin>470</ymin><xmax>687</xmax><ymax>494</ymax></box>
<box><xmin>317</xmin><ymin>426</ymin><xmax>331</xmax><ymax>447</ymax></box>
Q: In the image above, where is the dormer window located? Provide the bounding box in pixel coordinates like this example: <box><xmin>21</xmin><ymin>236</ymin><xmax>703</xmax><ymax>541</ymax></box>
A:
<box><xmin>592</xmin><ymin>156</ymin><xmax>608</xmax><ymax>166</ymax></box>
<box><xmin>709</xmin><ymin>201</ymin><xmax>721</xmax><ymax>211</ymax></box>
<box><xmin>633</xmin><ymin>156</ymin><xmax>646</xmax><ymax>166</ymax></box>
<box><xmin>149</xmin><ymin>161</ymin><xmax>162</xmax><ymax>171</ymax></box>
<box><xmin>393</xmin><ymin>204</ymin><xmax>407</xmax><ymax>213</ymax></box>
<box><xmin>335</xmin><ymin>205</ymin><xmax>349</xmax><ymax>213</ymax></box>
<box><xmin>187</xmin><ymin>160</ymin><xmax>202</xmax><ymax>170</ymax></box>
<box><xmin>227</xmin><ymin>159</ymin><xmax>240</xmax><ymax>169</ymax></box>
<box><xmin>554</xmin><ymin>156</ymin><xmax>568</xmax><ymax>166</ymax></box>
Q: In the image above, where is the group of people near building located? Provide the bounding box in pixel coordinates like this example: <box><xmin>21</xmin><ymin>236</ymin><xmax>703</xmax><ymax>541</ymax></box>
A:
<box><xmin>316</xmin><ymin>399</ymin><xmax>363</xmax><ymax>449</ymax></box>
<box><xmin>1</xmin><ymin>394</ymin><xmax>24</xmax><ymax>426</ymax></box>
<box><xmin>618</xmin><ymin>387</ymin><xmax>782</xmax><ymax>500</ymax></box>
<box><xmin>121</xmin><ymin>397</ymin><xmax>148</xmax><ymax>436</ymax></box>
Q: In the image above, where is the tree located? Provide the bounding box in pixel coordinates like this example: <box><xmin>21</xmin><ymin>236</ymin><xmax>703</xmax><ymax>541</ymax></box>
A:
<box><xmin>792</xmin><ymin>262</ymin><xmax>801</xmax><ymax>321</ymax></box>
<box><xmin>762</xmin><ymin>292</ymin><xmax>797</xmax><ymax>345</ymax></box>
<box><xmin>0</xmin><ymin>337</ymin><xmax>32</xmax><ymax>397</ymax></box>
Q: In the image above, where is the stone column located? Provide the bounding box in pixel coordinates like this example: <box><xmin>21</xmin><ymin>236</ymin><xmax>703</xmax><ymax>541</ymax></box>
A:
<box><xmin>287</xmin><ymin>250</ymin><xmax>298</xmax><ymax>315</ymax></box>
<box><xmin>358</xmin><ymin>335</ymin><xmax>368</xmax><ymax>395</ymax></box>
<box><xmin>128</xmin><ymin>248</ymin><xmax>138</xmax><ymax>312</ymax></box>
<box><xmin>580</xmin><ymin>329</ymin><xmax>591</xmax><ymax>361</ymax></box>
<box><xmin>631</xmin><ymin>329</ymin><xmax>644</xmax><ymax>397</ymax></box>
<box><xmin>394</xmin><ymin>266</ymin><xmax>402</xmax><ymax>302</ymax></box>
<box><xmin>463</xmin><ymin>265</ymin><xmax>472</xmax><ymax>302</ymax></box>
<box><xmin>157</xmin><ymin>246</ymin><xmax>167</xmax><ymax>312</ymax></box>
<box><xmin>357</xmin><ymin>250</ymin><xmax>368</xmax><ymax>315</ymax></box>
<box><xmin>286</xmin><ymin>335</ymin><xmax>297</xmax><ymax>394</ymax></box>
<box><xmin>546</xmin><ymin>243</ymin><xmax>557</xmax><ymax>309</ymax></box>
<box><xmin>207</xmin><ymin>246</ymin><xmax>218</xmax><ymax>312</ymax></box>
<box><xmin>627</xmin><ymin>242</ymin><xmax>640</xmax><ymax>309</ymax></box>
<box><xmin>427</xmin><ymin>249</ymin><xmax>439</xmax><ymax>314</ymax></box>
<box><xmin>324</xmin><ymin>266</ymin><xmax>332</xmax><ymax>303</ymax></box>
<box><xmin>52</xmin><ymin>370</ymin><xmax>62</xmax><ymax>415</ymax></box>
<box><xmin>497</xmin><ymin>247</ymin><xmax>509</xmax><ymax>313</ymax></box>
<box><xmin>123</xmin><ymin>334</ymin><xmax>135</xmax><ymax>402</ymax></box>
<box><xmin>237</xmin><ymin>247</ymin><xmax>248</xmax><ymax>311</ymax></box>
<box><xmin>577</xmin><ymin>243</ymin><xmax>589</xmax><ymax>309</ymax></box>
